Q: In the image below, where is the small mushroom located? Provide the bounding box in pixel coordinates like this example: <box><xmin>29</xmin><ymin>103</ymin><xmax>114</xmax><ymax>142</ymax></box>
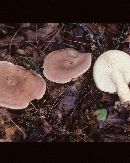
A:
<box><xmin>42</xmin><ymin>48</ymin><xmax>92</xmax><ymax>83</ymax></box>
<box><xmin>93</xmin><ymin>50</ymin><xmax>130</xmax><ymax>103</ymax></box>
<box><xmin>0</xmin><ymin>61</ymin><xmax>46</xmax><ymax>109</ymax></box>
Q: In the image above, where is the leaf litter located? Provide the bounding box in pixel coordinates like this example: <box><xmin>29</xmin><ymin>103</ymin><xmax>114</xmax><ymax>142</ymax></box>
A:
<box><xmin>0</xmin><ymin>23</ymin><xmax>129</xmax><ymax>142</ymax></box>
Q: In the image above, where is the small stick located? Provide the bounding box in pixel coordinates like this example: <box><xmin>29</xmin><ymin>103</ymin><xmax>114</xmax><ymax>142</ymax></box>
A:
<box><xmin>10</xmin><ymin>119</ymin><xmax>26</xmax><ymax>139</ymax></box>
<box><xmin>42</xmin><ymin>24</ymin><xmax>64</xmax><ymax>53</ymax></box>
<box><xmin>9</xmin><ymin>26</ymin><xmax>23</xmax><ymax>52</ymax></box>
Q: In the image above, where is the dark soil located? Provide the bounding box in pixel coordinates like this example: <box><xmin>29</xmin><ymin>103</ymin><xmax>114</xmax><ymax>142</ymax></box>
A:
<box><xmin>0</xmin><ymin>23</ymin><xmax>130</xmax><ymax>142</ymax></box>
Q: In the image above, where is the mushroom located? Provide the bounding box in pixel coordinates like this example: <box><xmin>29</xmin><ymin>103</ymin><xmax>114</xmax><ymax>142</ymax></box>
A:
<box><xmin>42</xmin><ymin>48</ymin><xmax>92</xmax><ymax>83</ymax></box>
<box><xmin>0</xmin><ymin>61</ymin><xmax>46</xmax><ymax>109</ymax></box>
<box><xmin>93</xmin><ymin>50</ymin><xmax>130</xmax><ymax>103</ymax></box>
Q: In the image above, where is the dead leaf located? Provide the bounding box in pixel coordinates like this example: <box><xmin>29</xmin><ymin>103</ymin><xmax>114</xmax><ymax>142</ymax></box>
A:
<box><xmin>124</xmin><ymin>33</ymin><xmax>130</xmax><ymax>42</ymax></box>
<box><xmin>23</xmin><ymin>30</ymin><xmax>36</xmax><ymax>41</ymax></box>
<box><xmin>37</xmin><ymin>23</ymin><xmax>59</xmax><ymax>39</ymax></box>
<box><xmin>0</xmin><ymin>36</ymin><xmax>24</xmax><ymax>47</ymax></box>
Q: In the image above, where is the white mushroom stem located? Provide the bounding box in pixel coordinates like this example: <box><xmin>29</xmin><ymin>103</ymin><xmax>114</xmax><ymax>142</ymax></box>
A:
<box><xmin>111</xmin><ymin>71</ymin><xmax>130</xmax><ymax>102</ymax></box>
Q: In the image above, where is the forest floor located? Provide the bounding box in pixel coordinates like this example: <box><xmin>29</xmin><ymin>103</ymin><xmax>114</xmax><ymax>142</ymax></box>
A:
<box><xmin>0</xmin><ymin>23</ymin><xmax>130</xmax><ymax>142</ymax></box>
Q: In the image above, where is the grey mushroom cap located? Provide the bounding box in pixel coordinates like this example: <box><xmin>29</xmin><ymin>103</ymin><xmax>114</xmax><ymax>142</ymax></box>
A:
<box><xmin>0</xmin><ymin>61</ymin><xmax>46</xmax><ymax>109</ymax></box>
<box><xmin>93</xmin><ymin>50</ymin><xmax>130</xmax><ymax>102</ymax></box>
<box><xmin>43</xmin><ymin>48</ymin><xmax>92</xmax><ymax>83</ymax></box>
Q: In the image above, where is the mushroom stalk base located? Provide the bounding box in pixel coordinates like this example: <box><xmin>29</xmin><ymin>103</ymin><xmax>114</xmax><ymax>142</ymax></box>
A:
<box><xmin>112</xmin><ymin>71</ymin><xmax>130</xmax><ymax>103</ymax></box>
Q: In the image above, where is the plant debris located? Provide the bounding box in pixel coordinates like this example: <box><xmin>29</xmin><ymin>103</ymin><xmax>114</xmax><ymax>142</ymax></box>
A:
<box><xmin>0</xmin><ymin>23</ymin><xmax>129</xmax><ymax>142</ymax></box>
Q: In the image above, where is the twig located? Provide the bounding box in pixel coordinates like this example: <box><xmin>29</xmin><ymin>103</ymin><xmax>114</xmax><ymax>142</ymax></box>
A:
<box><xmin>51</xmin><ymin>86</ymin><xmax>71</xmax><ymax>108</ymax></box>
<box><xmin>35</xmin><ymin>24</ymin><xmax>38</xmax><ymax>44</ymax></box>
<box><xmin>78</xmin><ymin>135</ymin><xmax>87</xmax><ymax>142</ymax></box>
<box><xmin>10</xmin><ymin>119</ymin><xmax>26</xmax><ymax>139</ymax></box>
<box><xmin>42</xmin><ymin>24</ymin><xmax>64</xmax><ymax>53</ymax></box>
<box><xmin>42</xmin><ymin>40</ymin><xmax>75</xmax><ymax>47</ymax></box>
<box><xmin>0</xmin><ymin>24</ymin><xmax>15</xmax><ymax>29</ymax></box>
<box><xmin>9</xmin><ymin>26</ymin><xmax>23</xmax><ymax>52</ymax></box>
<box><xmin>30</xmin><ymin>102</ymin><xmax>41</xmax><ymax>113</ymax></box>
<box><xmin>30</xmin><ymin>102</ymin><xmax>37</xmax><ymax>110</ymax></box>
<box><xmin>47</xmin><ymin>85</ymin><xmax>72</xmax><ymax>118</ymax></box>
<box><xmin>69</xmin><ymin>78</ymin><xmax>87</xmax><ymax>117</ymax></box>
<box><xmin>25</xmin><ymin>41</ymin><xmax>46</xmax><ymax>57</ymax></box>
<box><xmin>29</xmin><ymin>102</ymin><xmax>42</xmax><ymax>115</ymax></box>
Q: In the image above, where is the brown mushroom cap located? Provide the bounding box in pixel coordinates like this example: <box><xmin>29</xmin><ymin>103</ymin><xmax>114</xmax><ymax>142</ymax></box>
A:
<box><xmin>43</xmin><ymin>48</ymin><xmax>92</xmax><ymax>83</ymax></box>
<box><xmin>0</xmin><ymin>61</ymin><xmax>46</xmax><ymax>109</ymax></box>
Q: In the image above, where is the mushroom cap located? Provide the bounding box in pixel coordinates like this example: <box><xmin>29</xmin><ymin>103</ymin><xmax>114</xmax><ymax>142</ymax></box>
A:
<box><xmin>43</xmin><ymin>48</ymin><xmax>92</xmax><ymax>83</ymax></box>
<box><xmin>93</xmin><ymin>50</ymin><xmax>130</xmax><ymax>93</ymax></box>
<box><xmin>0</xmin><ymin>61</ymin><xmax>46</xmax><ymax>109</ymax></box>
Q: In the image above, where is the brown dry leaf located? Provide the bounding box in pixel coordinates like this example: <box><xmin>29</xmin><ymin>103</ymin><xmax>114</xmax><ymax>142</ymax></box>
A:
<box><xmin>37</xmin><ymin>23</ymin><xmax>59</xmax><ymax>39</ymax></box>
<box><xmin>50</xmin><ymin>88</ymin><xmax>62</xmax><ymax>99</ymax></box>
<box><xmin>85</xmin><ymin>23</ymin><xmax>100</xmax><ymax>33</ymax></box>
<box><xmin>20</xmin><ymin>23</ymin><xmax>30</xmax><ymax>28</ymax></box>
<box><xmin>43</xmin><ymin>120</ymin><xmax>52</xmax><ymax>134</ymax></box>
<box><xmin>76</xmin><ymin>128</ymin><xmax>83</xmax><ymax>135</ymax></box>
<box><xmin>0</xmin><ymin>36</ymin><xmax>24</xmax><ymax>47</ymax></box>
<box><xmin>124</xmin><ymin>33</ymin><xmax>130</xmax><ymax>42</ymax></box>
<box><xmin>24</xmin><ymin>30</ymin><xmax>36</xmax><ymax>41</ymax></box>
<box><xmin>85</xmin><ymin>23</ymin><xmax>106</xmax><ymax>34</ymax></box>
<box><xmin>97</xmin><ymin>25</ymin><xmax>105</xmax><ymax>34</ymax></box>
<box><xmin>4</xmin><ymin>124</ymin><xmax>26</xmax><ymax>142</ymax></box>
<box><xmin>122</xmin><ymin>47</ymin><xmax>130</xmax><ymax>55</ymax></box>
<box><xmin>0</xmin><ymin>49</ymin><xmax>9</xmax><ymax>59</ymax></box>
<box><xmin>101</xmin><ymin>93</ymin><xmax>111</xmax><ymax>102</ymax></box>
<box><xmin>0</xmin><ymin>108</ymin><xmax>11</xmax><ymax>124</ymax></box>
<box><xmin>53</xmin><ymin>110</ymin><xmax>62</xmax><ymax>119</ymax></box>
<box><xmin>106</xmin><ymin>24</ymin><xmax>121</xmax><ymax>35</ymax></box>
<box><xmin>57</xmin><ymin>85</ymin><xmax>79</xmax><ymax>112</ymax></box>
<box><xmin>16</xmin><ymin>49</ymin><xmax>25</xmax><ymax>55</ymax></box>
<box><xmin>23</xmin><ymin>23</ymin><xmax>59</xmax><ymax>41</ymax></box>
<box><xmin>5</xmin><ymin>126</ymin><xmax>18</xmax><ymax>141</ymax></box>
<box><xmin>3</xmin><ymin>54</ymin><xmax>15</xmax><ymax>63</ymax></box>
